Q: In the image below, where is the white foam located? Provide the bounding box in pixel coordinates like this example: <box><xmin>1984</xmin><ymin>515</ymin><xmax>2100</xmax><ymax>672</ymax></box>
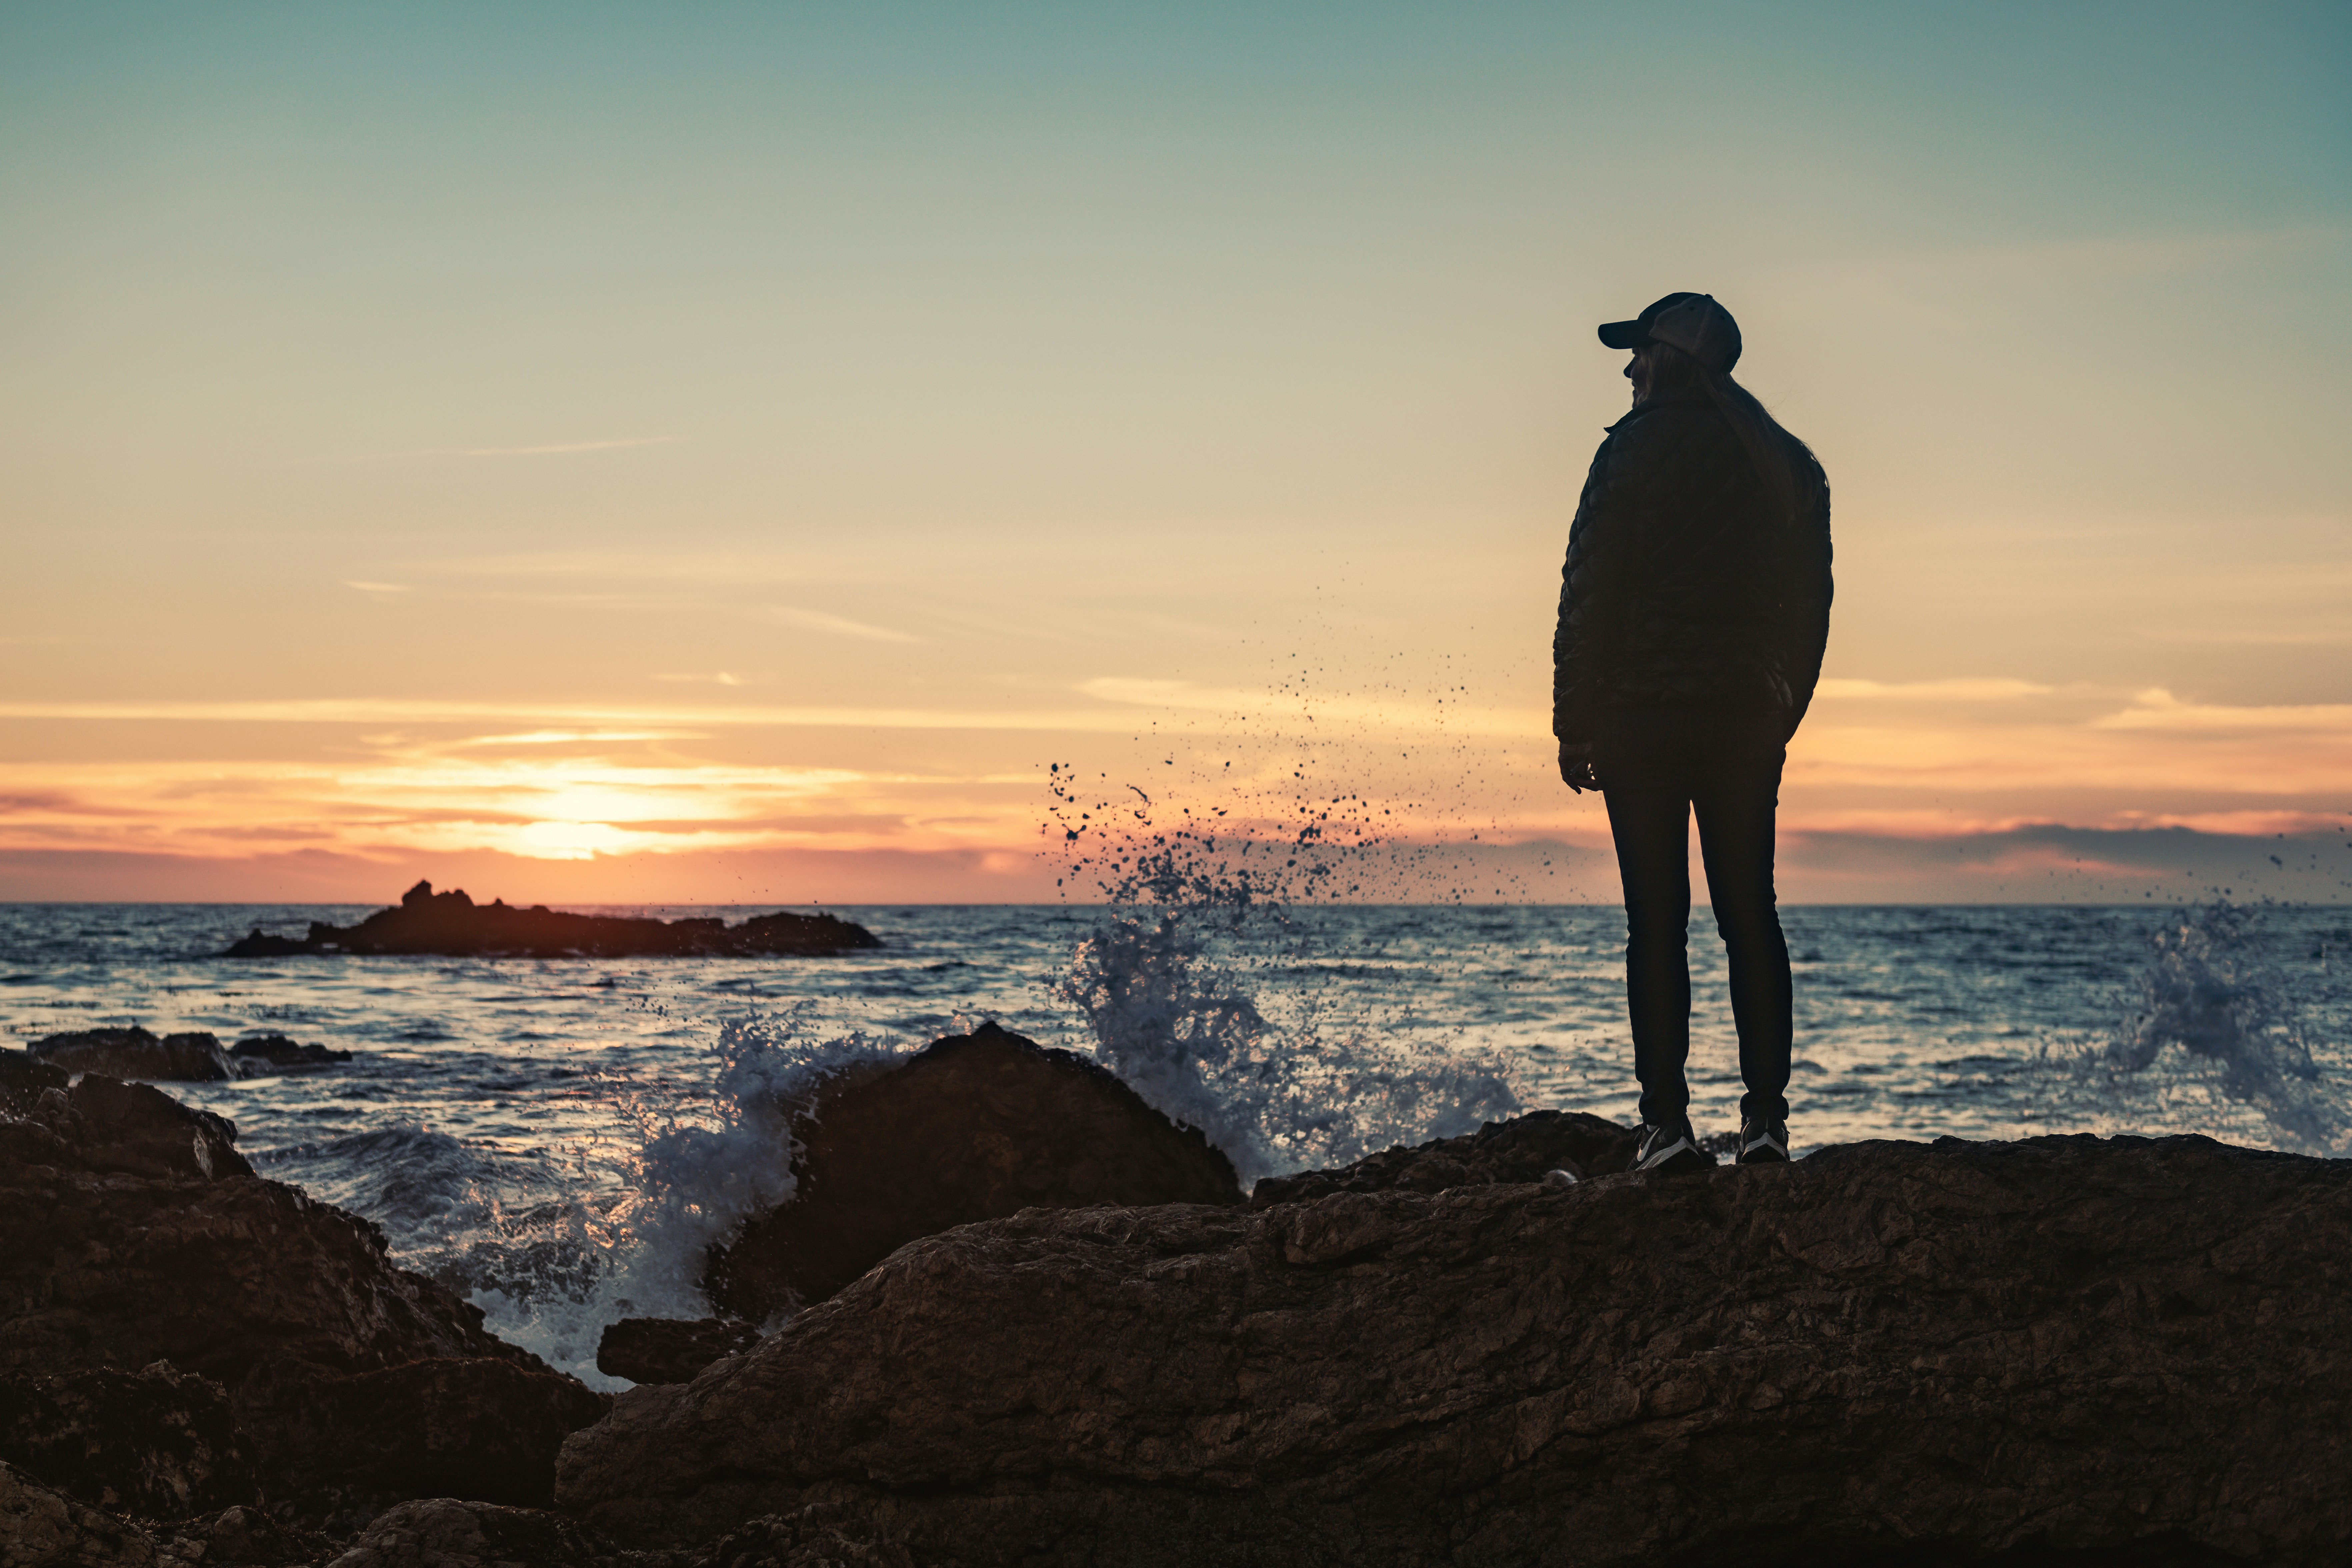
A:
<box><xmin>2026</xmin><ymin>902</ymin><xmax>2346</xmax><ymax>1156</ymax></box>
<box><xmin>454</xmin><ymin>1011</ymin><xmax>906</xmax><ymax>1388</ymax></box>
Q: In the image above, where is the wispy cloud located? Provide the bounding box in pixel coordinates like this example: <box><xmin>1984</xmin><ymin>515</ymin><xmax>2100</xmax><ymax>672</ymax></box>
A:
<box><xmin>2093</xmin><ymin>690</ymin><xmax>2352</xmax><ymax>732</ymax></box>
<box><xmin>0</xmin><ymin>697</ymin><xmax>1134</xmax><ymax>732</ymax></box>
<box><xmin>1815</xmin><ymin>677</ymin><xmax>2055</xmax><ymax>702</ymax></box>
<box><xmin>769</xmin><ymin>607</ymin><xmax>919</xmax><ymax>644</ymax></box>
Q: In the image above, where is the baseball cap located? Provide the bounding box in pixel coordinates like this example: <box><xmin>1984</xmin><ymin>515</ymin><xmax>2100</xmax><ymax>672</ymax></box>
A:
<box><xmin>1597</xmin><ymin>292</ymin><xmax>1742</xmax><ymax>373</ymax></box>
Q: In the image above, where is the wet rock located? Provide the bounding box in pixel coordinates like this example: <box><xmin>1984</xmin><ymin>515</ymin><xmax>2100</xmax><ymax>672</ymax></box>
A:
<box><xmin>0</xmin><ymin>1362</ymin><xmax>257</xmax><ymax>1520</ymax></box>
<box><xmin>225</xmin><ymin>881</ymin><xmax>879</xmax><ymax>960</ymax></box>
<box><xmin>16</xmin><ymin>1073</ymin><xmax>253</xmax><ymax>1182</ymax></box>
<box><xmin>0</xmin><ymin>1094</ymin><xmax>604</xmax><ymax>1524</ymax></box>
<box><xmin>703</xmin><ymin>1022</ymin><xmax>1243</xmax><ymax>1320</ymax></box>
<box><xmin>596</xmin><ymin>1319</ymin><xmax>759</xmax><ymax>1385</ymax></box>
<box><xmin>1249</xmin><ymin>1105</ymin><xmax>1639</xmax><ymax>1206</ymax></box>
<box><xmin>229</xmin><ymin>1034</ymin><xmax>353</xmax><ymax>1074</ymax></box>
<box><xmin>0</xmin><ymin>1458</ymin><xmax>163</xmax><ymax>1567</ymax></box>
<box><xmin>28</xmin><ymin>1027</ymin><xmax>235</xmax><ymax>1083</ymax></box>
<box><xmin>562</xmin><ymin>1133</ymin><xmax>2352</xmax><ymax>1566</ymax></box>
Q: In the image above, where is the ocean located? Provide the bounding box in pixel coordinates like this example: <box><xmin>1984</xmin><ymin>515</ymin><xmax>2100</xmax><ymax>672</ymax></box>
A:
<box><xmin>3</xmin><ymin>897</ymin><xmax>2345</xmax><ymax>1390</ymax></box>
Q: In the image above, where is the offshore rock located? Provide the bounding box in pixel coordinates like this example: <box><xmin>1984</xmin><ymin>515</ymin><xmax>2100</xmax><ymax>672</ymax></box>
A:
<box><xmin>224</xmin><ymin>880</ymin><xmax>879</xmax><ymax>959</ymax></box>
<box><xmin>1250</xmin><ymin>1106</ymin><xmax>1639</xmax><ymax>1206</ymax></box>
<box><xmin>703</xmin><ymin>1022</ymin><xmax>1243</xmax><ymax>1320</ymax></box>
<box><xmin>27</xmin><ymin>1026</ymin><xmax>236</xmax><ymax>1083</ymax></box>
<box><xmin>0</xmin><ymin>1362</ymin><xmax>257</xmax><ymax>1519</ymax></box>
<box><xmin>0</xmin><ymin>1086</ymin><xmax>603</xmax><ymax>1524</ymax></box>
<box><xmin>596</xmin><ymin>1318</ymin><xmax>760</xmax><ymax>1385</ymax></box>
<box><xmin>563</xmin><ymin>1134</ymin><xmax>2352</xmax><ymax>1566</ymax></box>
<box><xmin>229</xmin><ymin>1033</ymin><xmax>353</xmax><ymax>1073</ymax></box>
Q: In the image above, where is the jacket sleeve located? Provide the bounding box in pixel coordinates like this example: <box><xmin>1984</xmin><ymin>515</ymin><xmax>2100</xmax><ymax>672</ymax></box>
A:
<box><xmin>1552</xmin><ymin>427</ymin><xmax>1639</xmax><ymax>749</ymax></box>
<box><xmin>1778</xmin><ymin>455</ymin><xmax>1834</xmax><ymax>736</ymax></box>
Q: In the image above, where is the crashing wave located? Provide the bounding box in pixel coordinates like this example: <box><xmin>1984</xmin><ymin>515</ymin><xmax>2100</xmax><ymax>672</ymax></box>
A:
<box><xmin>1048</xmin><ymin>763</ymin><xmax>1523</xmax><ymax>1187</ymax></box>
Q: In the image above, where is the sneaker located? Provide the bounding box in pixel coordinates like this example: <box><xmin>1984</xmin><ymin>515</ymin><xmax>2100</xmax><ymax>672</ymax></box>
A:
<box><xmin>1735</xmin><ymin>1117</ymin><xmax>1790</xmax><ymax>1164</ymax></box>
<box><xmin>1632</xmin><ymin>1120</ymin><xmax>1712</xmax><ymax>1174</ymax></box>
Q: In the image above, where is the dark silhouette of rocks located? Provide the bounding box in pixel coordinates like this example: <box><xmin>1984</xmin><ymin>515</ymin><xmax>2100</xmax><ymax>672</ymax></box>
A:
<box><xmin>284</xmin><ymin>1357</ymin><xmax>610</xmax><ymax>1514</ymax></box>
<box><xmin>0</xmin><ymin>1362</ymin><xmax>257</xmax><ymax>1520</ymax></box>
<box><xmin>560</xmin><ymin>1130</ymin><xmax>2352</xmax><ymax>1566</ymax></box>
<box><xmin>0</xmin><ymin>1071</ymin><xmax>605</xmax><ymax>1530</ymax></box>
<box><xmin>0</xmin><ymin>1049</ymin><xmax>69</xmax><ymax>1115</ymax></box>
<box><xmin>230</xmin><ymin>1034</ymin><xmax>353</xmax><ymax>1073</ymax></box>
<box><xmin>224</xmin><ymin>880</ymin><xmax>880</xmax><ymax>959</ymax></box>
<box><xmin>11</xmin><ymin>1069</ymin><xmax>252</xmax><ymax>1181</ymax></box>
<box><xmin>29</xmin><ymin>1025</ymin><xmax>237</xmax><ymax>1082</ymax></box>
<box><xmin>596</xmin><ymin>1319</ymin><xmax>759</xmax><ymax>1386</ymax></box>
<box><xmin>1250</xmin><ymin>1104</ymin><xmax>1639</xmax><ymax>1205</ymax></box>
<box><xmin>702</xmin><ymin>1022</ymin><xmax>1243</xmax><ymax>1321</ymax></box>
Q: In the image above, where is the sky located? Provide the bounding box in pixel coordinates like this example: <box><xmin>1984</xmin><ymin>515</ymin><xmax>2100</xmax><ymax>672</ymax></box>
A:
<box><xmin>2</xmin><ymin>1</ymin><xmax>2348</xmax><ymax>905</ymax></box>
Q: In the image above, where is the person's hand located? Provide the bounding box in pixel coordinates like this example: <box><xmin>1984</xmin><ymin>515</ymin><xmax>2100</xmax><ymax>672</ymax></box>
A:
<box><xmin>1558</xmin><ymin>742</ymin><xmax>1598</xmax><ymax>793</ymax></box>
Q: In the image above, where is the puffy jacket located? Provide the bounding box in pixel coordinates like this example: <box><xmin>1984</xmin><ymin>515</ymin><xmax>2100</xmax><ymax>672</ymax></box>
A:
<box><xmin>1551</xmin><ymin>393</ymin><xmax>1833</xmax><ymax>749</ymax></box>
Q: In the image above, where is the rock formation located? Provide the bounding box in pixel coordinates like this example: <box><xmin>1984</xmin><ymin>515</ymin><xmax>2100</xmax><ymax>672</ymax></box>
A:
<box><xmin>0</xmin><ymin>1362</ymin><xmax>257</xmax><ymax>1520</ymax></box>
<box><xmin>9</xmin><ymin>1069</ymin><xmax>251</xmax><ymax>1181</ymax></box>
<box><xmin>318</xmin><ymin>1495</ymin><xmax>913</xmax><ymax>1567</ymax></box>
<box><xmin>0</xmin><ymin>1460</ymin><xmax>328</xmax><ymax>1568</ymax></box>
<box><xmin>596</xmin><ymin>1319</ymin><xmax>760</xmax><ymax>1386</ymax></box>
<box><xmin>28</xmin><ymin>1027</ymin><xmax>237</xmax><ymax>1083</ymax></box>
<box><xmin>0</xmin><ymin>1458</ymin><xmax>167</xmax><ymax>1568</ymax></box>
<box><xmin>19</xmin><ymin>1030</ymin><xmax>349</xmax><ymax>1085</ymax></box>
<box><xmin>0</xmin><ymin>1050</ymin><xmax>69</xmax><ymax>1116</ymax></box>
<box><xmin>228</xmin><ymin>1034</ymin><xmax>353</xmax><ymax>1073</ymax></box>
<box><xmin>318</xmin><ymin>1496</ymin><xmax>635</xmax><ymax>1568</ymax></box>
<box><xmin>1249</xmin><ymin>1105</ymin><xmax>1639</xmax><ymax>1204</ymax></box>
<box><xmin>224</xmin><ymin>881</ymin><xmax>880</xmax><ymax>959</ymax></box>
<box><xmin>702</xmin><ymin>1022</ymin><xmax>1243</xmax><ymax>1320</ymax></box>
<box><xmin>0</xmin><ymin>1071</ymin><xmax>605</xmax><ymax>1529</ymax></box>
<box><xmin>562</xmin><ymin>1130</ymin><xmax>2352</xmax><ymax>1566</ymax></box>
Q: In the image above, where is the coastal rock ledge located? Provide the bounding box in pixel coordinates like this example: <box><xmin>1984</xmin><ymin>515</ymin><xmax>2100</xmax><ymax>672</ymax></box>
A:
<box><xmin>558</xmin><ymin>1132</ymin><xmax>2351</xmax><ymax>1567</ymax></box>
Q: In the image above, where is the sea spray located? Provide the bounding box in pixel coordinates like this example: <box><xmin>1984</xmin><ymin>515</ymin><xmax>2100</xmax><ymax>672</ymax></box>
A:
<box><xmin>1047</xmin><ymin>760</ymin><xmax>1524</xmax><ymax>1187</ymax></box>
<box><xmin>2111</xmin><ymin>902</ymin><xmax>2339</xmax><ymax>1148</ymax></box>
<box><xmin>2026</xmin><ymin>901</ymin><xmax>2346</xmax><ymax>1155</ymax></box>
<box><xmin>441</xmin><ymin>1009</ymin><xmax>907</xmax><ymax>1386</ymax></box>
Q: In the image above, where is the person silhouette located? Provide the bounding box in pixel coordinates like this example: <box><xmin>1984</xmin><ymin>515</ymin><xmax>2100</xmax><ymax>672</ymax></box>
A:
<box><xmin>1553</xmin><ymin>292</ymin><xmax>1833</xmax><ymax>1171</ymax></box>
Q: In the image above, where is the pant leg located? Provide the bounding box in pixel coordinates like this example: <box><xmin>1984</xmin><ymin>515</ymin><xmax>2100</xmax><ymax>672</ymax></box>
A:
<box><xmin>1603</xmin><ymin>787</ymin><xmax>1694</xmax><ymax>1128</ymax></box>
<box><xmin>1692</xmin><ymin>767</ymin><xmax>1792</xmax><ymax>1124</ymax></box>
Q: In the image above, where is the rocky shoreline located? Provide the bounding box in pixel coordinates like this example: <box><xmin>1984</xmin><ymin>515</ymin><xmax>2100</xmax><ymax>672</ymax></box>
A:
<box><xmin>3</xmin><ymin>1030</ymin><xmax>2347</xmax><ymax>1566</ymax></box>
